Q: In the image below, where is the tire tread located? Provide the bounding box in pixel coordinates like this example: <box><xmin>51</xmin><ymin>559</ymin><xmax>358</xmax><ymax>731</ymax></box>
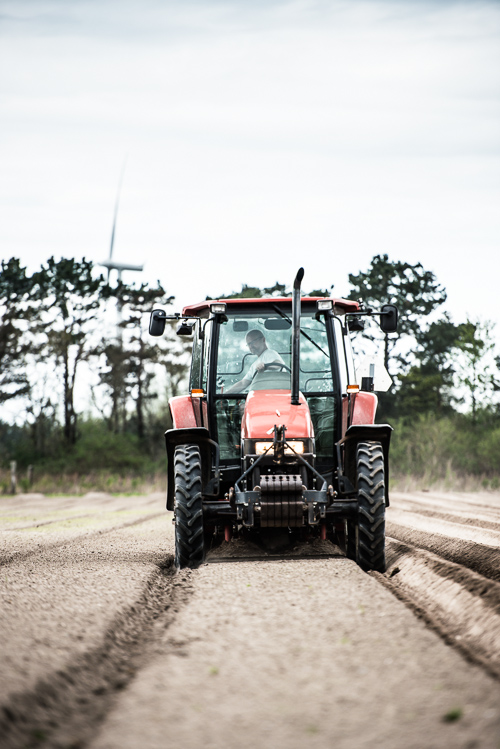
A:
<box><xmin>355</xmin><ymin>441</ymin><xmax>386</xmax><ymax>572</ymax></box>
<box><xmin>174</xmin><ymin>445</ymin><xmax>204</xmax><ymax>568</ymax></box>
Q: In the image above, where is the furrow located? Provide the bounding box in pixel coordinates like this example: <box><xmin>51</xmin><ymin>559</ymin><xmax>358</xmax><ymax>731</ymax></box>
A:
<box><xmin>376</xmin><ymin>538</ymin><xmax>500</xmax><ymax>680</ymax></box>
<box><xmin>386</xmin><ymin>521</ymin><xmax>500</xmax><ymax>582</ymax></box>
<box><xmin>0</xmin><ymin>512</ymin><xmax>164</xmax><ymax>567</ymax></box>
<box><xmin>390</xmin><ymin>506</ymin><xmax>500</xmax><ymax>533</ymax></box>
<box><xmin>387</xmin><ymin>509</ymin><xmax>500</xmax><ymax>548</ymax></box>
<box><xmin>0</xmin><ymin>561</ymin><xmax>193</xmax><ymax>749</ymax></box>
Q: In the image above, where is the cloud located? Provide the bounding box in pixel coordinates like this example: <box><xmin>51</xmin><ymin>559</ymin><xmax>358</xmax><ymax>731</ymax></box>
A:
<box><xmin>0</xmin><ymin>0</ymin><xmax>499</xmax><ymax>327</ymax></box>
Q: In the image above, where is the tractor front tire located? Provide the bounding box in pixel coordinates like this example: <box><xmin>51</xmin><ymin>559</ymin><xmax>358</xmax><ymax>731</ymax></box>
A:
<box><xmin>356</xmin><ymin>441</ymin><xmax>386</xmax><ymax>572</ymax></box>
<box><xmin>174</xmin><ymin>445</ymin><xmax>205</xmax><ymax>569</ymax></box>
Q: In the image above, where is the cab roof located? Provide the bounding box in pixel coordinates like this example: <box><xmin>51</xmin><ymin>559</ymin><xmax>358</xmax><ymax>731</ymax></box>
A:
<box><xmin>182</xmin><ymin>296</ymin><xmax>359</xmax><ymax>317</ymax></box>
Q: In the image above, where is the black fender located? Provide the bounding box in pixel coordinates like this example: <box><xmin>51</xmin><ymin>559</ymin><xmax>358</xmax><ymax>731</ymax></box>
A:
<box><xmin>336</xmin><ymin>424</ymin><xmax>393</xmax><ymax>506</ymax></box>
<box><xmin>165</xmin><ymin>428</ymin><xmax>220</xmax><ymax>510</ymax></box>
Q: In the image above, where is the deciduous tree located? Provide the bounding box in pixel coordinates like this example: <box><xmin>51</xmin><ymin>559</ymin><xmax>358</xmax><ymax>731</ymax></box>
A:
<box><xmin>454</xmin><ymin>318</ymin><xmax>498</xmax><ymax>421</ymax></box>
<box><xmin>0</xmin><ymin>258</ymin><xmax>37</xmax><ymax>404</ymax></box>
<box><xmin>31</xmin><ymin>257</ymin><xmax>108</xmax><ymax>445</ymax></box>
<box><xmin>348</xmin><ymin>254</ymin><xmax>447</xmax><ymax>375</ymax></box>
<box><xmin>396</xmin><ymin>314</ymin><xmax>464</xmax><ymax>417</ymax></box>
<box><xmin>102</xmin><ymin>280</ymin><xmax>182</xmax><ymax>441</ymax></box>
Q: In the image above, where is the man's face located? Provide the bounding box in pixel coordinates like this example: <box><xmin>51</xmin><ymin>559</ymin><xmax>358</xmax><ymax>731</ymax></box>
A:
<box><xmin>246</xmin><ymin>333</ymin><xmax>266</xmax><ymax>357</ymax></box>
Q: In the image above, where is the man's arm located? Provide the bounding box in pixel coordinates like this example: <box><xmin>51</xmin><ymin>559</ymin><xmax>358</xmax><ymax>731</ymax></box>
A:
<box><xmin>225</xmin><ymin>377</ymin><xmax>251</xmax><ymax>394</ymax></box>
<box><xmin>225</xmin><ymin>350</ymin><xmax>284</xmax><ymax>393</ymax></box>
<box><xmin>257</xmin><ymin>350</ymin><xmax>285</xmax><ymax>370</ymax></box>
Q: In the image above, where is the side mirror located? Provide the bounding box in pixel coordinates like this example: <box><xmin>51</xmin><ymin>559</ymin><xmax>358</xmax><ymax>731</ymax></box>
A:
<box><xmin>149</xmin><ymin>309</ymin><xmax>167</xmax><ymax>337</ymax></box>
<box><xmin>380</xmin><ymin>304</ymin><xmax>398</xmax><ymax>334</ymax></box>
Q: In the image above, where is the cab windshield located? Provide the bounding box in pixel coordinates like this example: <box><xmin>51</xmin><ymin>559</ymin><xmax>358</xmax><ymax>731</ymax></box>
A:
<box><xmin>216</xmin><ymin>309</ymin><xmax>333</xmax><ymax>394</ymax></box>
<box><xmin>213</xmin><ymin>307</ymin><xmax>338</xmax><ymax>463</ymax></box>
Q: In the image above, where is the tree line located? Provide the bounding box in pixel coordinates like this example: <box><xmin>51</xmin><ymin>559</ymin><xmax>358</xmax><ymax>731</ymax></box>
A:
<box><xmin>0</xmin><ymin>257</ymin><xmax>189</xmax><ymax>469</ymax></box>
<box><xmin>210</xmin><ymin>256</ymin><xmax>500</xmax><ymax>487</ymax></box>
<box><xmin>215</xmin><ymin>255</ymin><xmax>499</xmax><ymax>423</ymax></box>
<box><xmin>1</xmin><ymin>254</ymin><xmax>499</xmax><ymax>481</ymax></box>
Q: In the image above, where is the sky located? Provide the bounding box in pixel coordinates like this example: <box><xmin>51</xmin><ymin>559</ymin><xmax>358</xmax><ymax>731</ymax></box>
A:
<box><xmin>1</xmin><ymin>0</ymin><xmax>499</xmax><ymax>335</ymax></box>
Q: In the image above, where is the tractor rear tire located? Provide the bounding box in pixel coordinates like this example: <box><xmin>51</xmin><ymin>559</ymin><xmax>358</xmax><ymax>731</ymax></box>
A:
<box><xmin>356</xmin><ymin>441</ymin><xmax>386</xmax><ymax>572</ymax></box>
<box><xmin>174</xmin><ymin>444</ymin><xmax>205</xmax><ymax>569</ymax></box>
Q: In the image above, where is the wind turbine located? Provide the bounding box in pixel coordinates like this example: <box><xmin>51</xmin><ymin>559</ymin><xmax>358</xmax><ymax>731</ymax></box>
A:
<box><xmin>100</xmin><ymin>161</ymin><xmax>144</xmax><ymax>282</ymax></box>
<box><xmin>99</xmin><ymin>162</ymin><xmax>144</xmax><ymax>341</ymax></box>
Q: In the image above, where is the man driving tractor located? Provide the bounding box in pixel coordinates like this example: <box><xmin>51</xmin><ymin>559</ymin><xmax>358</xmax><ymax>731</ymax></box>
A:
<box><xmin>225</xmin><ymin>329</ymin><xmax>285</xmax><ymax>394</ymax></box>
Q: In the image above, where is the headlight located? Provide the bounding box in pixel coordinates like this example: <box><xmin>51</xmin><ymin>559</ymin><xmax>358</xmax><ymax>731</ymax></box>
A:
<box><xmin>254</xmin><ymin>441</ymin><xmax>273</xmax><ymax>455</ymax></box>
<box><xmin>254</xmin><ymin>440</ymin><xmax>305</xmax><ymax>455</ymax></box>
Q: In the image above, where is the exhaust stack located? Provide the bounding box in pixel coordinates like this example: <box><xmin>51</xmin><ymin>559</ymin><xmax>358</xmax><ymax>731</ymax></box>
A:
<box><xmin>291</xmin><ymin>267</ymin><xmax>304</xmax><ymax>406</ymax></box>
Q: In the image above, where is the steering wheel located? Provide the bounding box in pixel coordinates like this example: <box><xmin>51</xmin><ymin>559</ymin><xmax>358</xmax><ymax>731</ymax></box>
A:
<box><xmin>262</xmin><ymin>362</ymin><xmax>291</xmax><ymax>373</ymax></box>
<box><xmin>250</xmin><ymin>362</ymin><xmax>291</xmax><ymax>382</ymax></box>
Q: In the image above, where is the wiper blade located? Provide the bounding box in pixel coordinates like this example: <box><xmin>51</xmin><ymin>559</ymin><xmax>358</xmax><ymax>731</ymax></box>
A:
<box><xmin>271</xmin><ymin>304</ymin><xmax>328</xmax><ymax>357</ymax></box>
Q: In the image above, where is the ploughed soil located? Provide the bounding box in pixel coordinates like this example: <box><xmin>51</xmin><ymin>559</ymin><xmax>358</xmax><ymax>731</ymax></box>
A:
<box><xmin>0</xmin><ymin>490</ymin><xmax>499</xmax><ymax>748</ymax></box>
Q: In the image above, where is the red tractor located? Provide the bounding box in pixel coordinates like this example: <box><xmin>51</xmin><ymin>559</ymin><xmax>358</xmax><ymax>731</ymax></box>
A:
<box><xmin>150</xmin><ymin>269</ymin><xmax>398</xmax><ymax>572</ymax></box>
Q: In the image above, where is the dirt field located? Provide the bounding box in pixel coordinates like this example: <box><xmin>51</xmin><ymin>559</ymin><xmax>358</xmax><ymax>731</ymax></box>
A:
<box><xmin>1</xmin><ymin>490</ymin><xmax>499</xmax><ymax>748</ymax></box>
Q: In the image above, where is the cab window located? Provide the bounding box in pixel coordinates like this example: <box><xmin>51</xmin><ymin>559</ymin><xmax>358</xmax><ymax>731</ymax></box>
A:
<box><xmin>213</xmin><ymin>308</ymin><xmax>338</xmax><ymax>462</ymax></box>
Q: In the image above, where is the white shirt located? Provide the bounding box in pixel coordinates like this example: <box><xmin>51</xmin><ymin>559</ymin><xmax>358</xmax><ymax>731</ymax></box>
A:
<box><xmin>244</xmin><ymin>348</ymin><xmax>285</xmax><ymax>384</ymax></box>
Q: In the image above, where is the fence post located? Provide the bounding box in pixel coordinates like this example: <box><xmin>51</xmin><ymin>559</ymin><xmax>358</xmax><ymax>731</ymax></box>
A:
<box><xmin>10</xmin><ymin>461</ymin><xmax>17</xmax><ymax>495</ymax></box>
<box><xmin>27</xmin><ymin>465</ymin><xmax>34</xmax><ymax>488</ymax></box>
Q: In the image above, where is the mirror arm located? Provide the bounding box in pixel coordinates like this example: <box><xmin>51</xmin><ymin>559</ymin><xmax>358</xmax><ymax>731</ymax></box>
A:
<box><xmin>345</xmin><ymin>309</ymin><xmax>374</xmax><ymax>319</ymax></box>
<box><xmin>345</xmin><ymin>305</ymin><xmax>398</xmax><ymax>334</ymax></box>
<box><xmin>149</xmin><ymin>309</ymin><xmax>201</xmax><ymax>337</ymax></box>
<box><xmin>344</xmin><ymin>308</ymin><xmax>393</xmax><ymax>320</ymax></box>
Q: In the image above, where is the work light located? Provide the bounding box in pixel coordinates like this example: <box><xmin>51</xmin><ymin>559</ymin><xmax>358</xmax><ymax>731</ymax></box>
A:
<box><xmin>210</xmin><ymin>303</ymin><xmax>227</xmax><ymax>314</ymax></box>
<box><xmin>316</xmin><ymin>299</ymin><xmax>333</xmax><ymax>311</ymax></box>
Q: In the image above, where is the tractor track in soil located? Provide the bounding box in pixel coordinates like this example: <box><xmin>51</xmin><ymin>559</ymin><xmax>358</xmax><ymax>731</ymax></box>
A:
<box><xmin>0</xmin><ymin>512</ymin><xmax>166</xmax><ymax>568</ymax></box>
<box><xmin>1</xmin><ymin>491</ymin><xmax>500</xmax><ymax>747</ymax></box>
<box><xmin>0</xmin><ymin>495</ymin><xmax>193</xmax><ymax>749</ymax></box>
<box><xmin>381</xmin><ymin>491</ymin><xmax>500</xmax><ymax>680</ymax></box>
<box><xmin>0</xmin><ymin>562</ymin><xmax>194</xmax><ymax>749</ymax></box>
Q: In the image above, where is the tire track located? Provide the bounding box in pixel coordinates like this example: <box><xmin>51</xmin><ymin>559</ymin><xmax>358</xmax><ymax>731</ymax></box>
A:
<box><xmin>2</xmin><ymin>492</ymin><xmax>500</xmax><ymax>746</ymax></box>
<box><xmin>3</xmin><ymin>513</ymin><xmax>98</xmax><ymax>531</ymax></box>
<box><xmin>391</xmin><ymin>491</ymin><xmax>500</xmax><ymax>514</ymax></box>
<box><xmin>379</xmin><ymin>538</ymin><xmax>500</xmax><ymax>680</ymax></box>
<box><xmin>379</xmin><ymin>493</ymin><xmax>500</xmax><ymax>680</ymax></box>
<box><xmin>89</xmin><ymin>557</ymin><xmax>500</xmax><ymax>749</ymax></box>
<box><xmin>1</xmin><ymin>505</ymin><xmax>156</xmax><ymax>531</ymax></box>
<box><xmin>0</xmin><ymin>512</ymin><xmax>164</xmax><ymax>567</ymax></box>
<box><xmin>0</xmin><ymin>561</ymin><xmax>193</xmax><ymax>749</ymax></box>
<box><xmin>388</xmin><ymin>509</ymin><xmax>500</xmax><ymax>548</ymax></box>
<box><xmin>386</xmin><ymin>520</ymin><xmax>500</xmax><ymax>582</ymax></box>
<box><xmin>390</xmin><ymin>506</ymin><xmax>500</xmax><ymax>533</ymax></box>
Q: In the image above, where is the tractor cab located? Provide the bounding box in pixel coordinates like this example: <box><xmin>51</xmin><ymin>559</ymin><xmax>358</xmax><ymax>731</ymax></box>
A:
<box><xmin>186</xmin><ymin>297</ymin><xmax>350</xmax><ymax>466</ymax></box>
<box><xmin>150</xmin><ymin>268</ymin><xmax>398</xmax><ymax>572</ymax></box>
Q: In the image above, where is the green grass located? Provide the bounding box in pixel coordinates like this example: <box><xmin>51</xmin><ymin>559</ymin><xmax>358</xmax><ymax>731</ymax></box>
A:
<box><xmin>442</xmin><ymin>707</ymin><xmax>463</xmax><ymax>723</ymax></box>
<box><xmin>389</xmin><ymin>414</ymin><xmax>500</xmax><ymax>491</ymax></box>
<box><xmin>2</xmin><ymin>413</ymin><xmax>499</xmax><ymax>496</ymax></box>
<box><xmin>0</xmin><ymin>469</ymin><xmax>167</xmax><ymax>496</ymax></box>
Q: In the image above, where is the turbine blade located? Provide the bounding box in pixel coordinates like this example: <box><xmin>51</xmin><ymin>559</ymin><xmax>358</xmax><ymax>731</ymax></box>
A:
<box><xmin>109</xmin><ymin>156</ymin><xmax>128</xmax><ymax>262</ymax></box>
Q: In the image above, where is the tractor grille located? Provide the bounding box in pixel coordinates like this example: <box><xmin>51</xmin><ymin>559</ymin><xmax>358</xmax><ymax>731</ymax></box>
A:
<box><xmin>259</xmin><ymin>474</ymin><xmax>304</xmax><ymax>527</ymax></box>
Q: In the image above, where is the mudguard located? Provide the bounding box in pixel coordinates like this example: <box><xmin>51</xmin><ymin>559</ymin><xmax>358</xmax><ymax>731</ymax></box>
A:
<box><xmin>337</xmin><ymin>424</ymin><xmax>393</xmax><ymax>506</ymax></box>
<box><xmin>169</xmin><ymin>395</ymin><xmax>197</xmax><ymax>428</ymax></box>
<box><xmin>341</xmin><ymin>391</ymin><xmax>378</xmax><ymax>435</ymax></box>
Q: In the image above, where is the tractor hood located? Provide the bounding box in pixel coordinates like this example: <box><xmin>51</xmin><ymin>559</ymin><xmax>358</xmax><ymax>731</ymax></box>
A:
<box><xmin>241</xmin><ymin>390</ymin><xmax>314</xmax><ymax>440</ymax></box>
